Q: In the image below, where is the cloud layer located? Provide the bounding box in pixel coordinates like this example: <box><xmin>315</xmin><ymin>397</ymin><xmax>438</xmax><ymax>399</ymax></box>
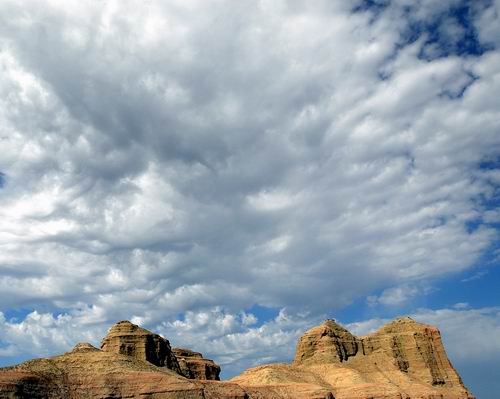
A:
<box><xmin>0</xmin><ymin>0</ymin><xmax>499</xmax><ymax>394</ymax></box>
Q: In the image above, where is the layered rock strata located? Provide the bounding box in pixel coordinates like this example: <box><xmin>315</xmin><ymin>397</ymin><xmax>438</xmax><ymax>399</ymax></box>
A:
<box><xmin>233</xmin><ymin>317</ymin><xmax>474</xmax><ymax>399</ymax></box>
<box><xmin>172</xmin><ymin>348</ymin><xmax>221</xmax><ymax>380</ymax></box>
<box><xmin>100</xmin><ymin>320</ymin><xmax>182</xmax><ymax>374</ymax></box>
<box><xmin>0</xmin><ymin>342</ymin><xmax>332</xmax><ymax>398</ymax></box>
<box><xmin>100</xmin><ymin>320</ymin><xmax>221</xmax><ymax>381</ymax></box>
<box><xmin>0</xmin><ymin>342</ymin><xmax>250</xmax><ymax>398</ymax></box>
<box><xmin>0</xmin><ymin>317</ymin><xmax>475</xmax><ymax>398</ymax></box>
<box><xmin>293</xmin><ymin>319</ymin><xmax>359</xmax><ymax>364</ymax></box>
<box><xmin>359</xmin><ymin>316</ymin><xmax>464</xmax><ymax>387</ymax></box>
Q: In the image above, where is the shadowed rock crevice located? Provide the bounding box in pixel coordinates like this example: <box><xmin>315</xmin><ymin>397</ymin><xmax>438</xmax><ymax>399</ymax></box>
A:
<box><xmin>391</xmin><ymin>336</ymin><xmax>409</xmax><ymax>373</ymax></box>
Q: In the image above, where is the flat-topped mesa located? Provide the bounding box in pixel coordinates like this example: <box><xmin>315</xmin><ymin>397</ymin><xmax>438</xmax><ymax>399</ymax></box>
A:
<box><xmin>293</xmin><ymin>319</ymin><xmax>359</xmax><ymax>365</ymax></box>
<box><xmin>360</xmin><ymin>316</ymin><xmax>465</xmax><ymax>388</ymax></box>
<box><xmin>173</xmin><ymin>348</ymin><xmax>221</xmax><ymax>380</ymax></box>
<box><xmin>100</xmin><ymin>320</ymin><xmax>182</xmax><ymax>374</ymax></box>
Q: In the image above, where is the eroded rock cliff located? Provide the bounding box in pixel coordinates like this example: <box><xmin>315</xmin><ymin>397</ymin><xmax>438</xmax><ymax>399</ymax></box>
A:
<box><xmin>232</xmin><ymin>317</ymin><xmax>474</xmax><ymax>399</ymax></box>
<box><xmin>0</xmin><ymin>342</ymin><xmax>246</xmax><ymax>398</ymax></box>
<box><xmin>100</xmin><ymin>320</ymin><xmax>182</xmax><ymax>374</ymax></box>
<box><xmin>172</xmin><ymin>348</ymin><xmax>221</xmax><ymax>380</ymax></box>
<box><xmin>359</xmin><ymin>316</ymin><xmax>465</xmax><ymax>387</ymax></box>
<box><xmin>0</xmin><ymin>317</ymin><xmax>475</xmax><ymax>399</ymax></box>
<box><xmin>294</xmin><ymin>319</ymin><xmax>359</xmax><ymax>364</ymax></box>
<box><xmin>99</xmin><ymin>320</ymin><xmax>221</xmax><ymax>381</ymax></box>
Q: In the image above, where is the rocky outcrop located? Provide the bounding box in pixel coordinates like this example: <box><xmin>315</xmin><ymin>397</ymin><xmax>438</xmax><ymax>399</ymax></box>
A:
<box><xmin>100</xmin><ymin>320</ymin><xmax>182</xmax><ymax>374</ymax></box>
<box><xmin>360</xmin><ymin>316</ymin><xmax>465</xmax><ymax>387</ymax></box>
<box><xmin>233</xmin><ymin>317</ymin><xmax>475</xmax><ymax>399</ymax></box>
<box><xmin>99</xmin><ymin>321</ymin><xmax>220</xmax><ymax>381</ymax></box>
<box><xmin>0</xmin><ymin>343</ymin><xmax>331</xmax><ymax>398</ymax></box>
<box><xmin>292</xmin><ymin>316</ymin><xmax>466</xmax><ymax>389</ymax></box>
<box><xmin>0</xmin><ymin>317</ymin><xmax>475</xmax><ymax>399</ymax></box>
<box><xmin>0</xmin><ymin>342</ymin><xmax>250</xmax><ymax>398</ymax></box>
<box><xmin>294</xmin><ymin>319</ymin><xmax>359</xmax><ymax>365</ymax></box>
<box><xmin>172</xmin><ymin>348</ymin><xmax>221</xmax><ymax>380</ymax></box>
<box><xmin>69</xmin><ymin>342</ymin><xmax>100</xmax><ymax>353</ymax></box>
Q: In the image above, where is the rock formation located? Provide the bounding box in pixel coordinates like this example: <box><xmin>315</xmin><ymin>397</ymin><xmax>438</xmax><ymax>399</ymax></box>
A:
<box><xmin>99</xmin><ymin>320</ymin><xmax>221</xmax><ymax>381</ymax></box>
<box><xmin>233</xmin><ymin>317</ymin><xmax>474</xmax><ymax>399</ymax></box>
<box><xmin>172</xmin><ymin>348</ymin><xmax>221</xmax><ymax>380</ymax></box>
<box><xmin>0</xmin><ymin>317</ymin><xmax>475</xmax><ymax>398</ymax></box>
<box><xmin>69</xmin><ymin>342</ymin><xmax>101</xmax><ymax>353</ymax></box>
<box><xmin>293</xmin><ymin>319</ymin><xmax>359</xmax><ymax>364</ymax></box>
<box><xmin>100</xmin><ymin>320</ymin><xmax>182</xmax><ymax>374</ymax></box>
<box><xmin>359</xmin><ymin>316</ymin><xmax>465</xmax><ymax>387</ymax></box>
<box><xmin>0</xmin><ymin>341</ymin><xmax>248</xmax><ymax>398</ymax></box>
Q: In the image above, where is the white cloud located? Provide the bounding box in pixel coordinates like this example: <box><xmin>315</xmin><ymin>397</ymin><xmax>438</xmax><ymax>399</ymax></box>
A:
<box><xmin>0</xmin><ymin>310</ymin><xmax>106</xmax><ymax>358</ymax></box>
<box><xmin>0</xmin><ymin>2</ymin><xmax>498</xmax><ymax>390</ymax></box>
<box><xmin>367</xmin><ymin>285</ymin><xmax>418</xmax><ymax>306</ymax></box>
<box><xmin>477</xmin><ymin>0</ymin><xmax>500</xmax><ymax>47</ymax></box>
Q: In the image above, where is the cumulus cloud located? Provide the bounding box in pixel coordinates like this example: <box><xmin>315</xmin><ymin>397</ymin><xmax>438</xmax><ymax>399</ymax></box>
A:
<box><xmin>0</xmin><ymin>310</ymin><xmax>106</xmax><ymax>358</ymax></box>
<box><xmin>0</xmin><ymin>0</ymin><xmax>499</xmax><ymax>387</ymax></box>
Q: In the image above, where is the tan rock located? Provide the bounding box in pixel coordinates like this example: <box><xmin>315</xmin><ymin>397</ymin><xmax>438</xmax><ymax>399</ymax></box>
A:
<box><xmin>294</xmin><ymin>319</ymin><xmax>359</xmax><ymax>365</ymax></box>
<box><xmin>172</xmin><ymin>348</ymin><xmax>221</xmax><ymax>380</ymax></box>
<box><xmin>0</xmin><ymin>348</ymin><xmax>318</xmax><ymax>398</ymax></box>
<box><xmin>100</xmin><ymin>320</ymin><xmax>182</xmax><ymax>374</ymax></box>
<box><xmin>0</xmin><ymin>316</ymin><xmax>475</xmax><ymax>398</ymax></box>
<box><xmin>233</xmin><ymin>317</ymin><xmax>475</xmax><ymax>399</ymax></box>
<box><xmin>359</xmin><ymin>316</ymin><xmax>467</xmax><ymax>388</ymax></box>
<box><xmin>68</xmin><ymin>342</ymin><xmax>100</xmax><ymax>353</ymax></box>
<box><xmin>0</xmin><ymin>345</ymin><xmax>228</xmax><ymax>398</ymax></box>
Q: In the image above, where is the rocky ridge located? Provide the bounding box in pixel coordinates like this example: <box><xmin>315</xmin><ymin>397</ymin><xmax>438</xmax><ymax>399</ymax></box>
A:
<box><xmin>233</xmin><ymin>317</ymin><xmax>473</xmax><ymax>398</ymax></box>
<box><xmin>0</xmin><ymin>317</ymin><xmax>475</xmax><ymax>398</ymax></box>
<box><xmin>172</xmin><ymin>348</ymin><xmax>221</xmax><ymax>381</ymax></box>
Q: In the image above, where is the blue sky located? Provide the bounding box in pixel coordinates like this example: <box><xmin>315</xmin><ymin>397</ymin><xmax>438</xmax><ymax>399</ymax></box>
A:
<box><xmin>0</xmin><ymin>1</ymin><xmax>499</xmax><ymax>398</ymax></box>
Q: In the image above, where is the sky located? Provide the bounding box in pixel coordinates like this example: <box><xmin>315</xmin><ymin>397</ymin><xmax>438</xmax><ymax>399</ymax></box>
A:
<box><xmin>0</xmin><ymin>0</ymin><xmax>499</xmax><ymax>397</ymax></box>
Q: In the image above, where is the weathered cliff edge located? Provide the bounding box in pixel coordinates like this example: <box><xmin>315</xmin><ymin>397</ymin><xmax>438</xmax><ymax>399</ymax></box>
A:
<box><xmin>0</xmin><ymin>317</ymin><xmax>474</xmax><ymax>398</ymax></box>
<box><xmin>232</xmin><ymin>317</ymin><xmax>474</xmax><ymax>398</ymax></box>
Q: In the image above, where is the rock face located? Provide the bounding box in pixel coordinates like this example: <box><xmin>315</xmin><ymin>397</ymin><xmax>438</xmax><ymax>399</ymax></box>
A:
<box><xmin>172</xmin><ymin>348</ymin><xmax>221</xmax><ymax>380</ymax></box>
<box><xmin>293</xmin><ymin>316</ymin><xmax>465</xmax><ymax>388</ymax></box>
<box><xmin>294</xmin><ymin>319</ymin><xmax>359</xmax><ymax>364</ymax></box>
<box><xmin>0</xmin><ymin>317</ymin><xmax>475</xmax><ymax>399</ymax></box>
<box><xmin>100</xmin><ymin>321</ymin><xmax>221</xmax><ymax>381</ymax></box>
<box><xmin>360</xmin><ymin>316</ymin><xmax>465</xmax><ymax>387</ymax></box>
<box><xmin>233</xmin><ymin>317</ymin><xmax>475</xmax><ymax>399</ymax></box>
<box><xmin>0</xmin><ymin>342</ymin><xmax>250</xmax><ymax>399</ymax></box>
<box><xmin>100</xmin><ymin>320</ymin><xmax>182</xmax><ymax>374</ymax></box>
<box><xmin>69</xmin><ymin>342</ymin><xmax>100</xmax><ymax>353</ymax></box>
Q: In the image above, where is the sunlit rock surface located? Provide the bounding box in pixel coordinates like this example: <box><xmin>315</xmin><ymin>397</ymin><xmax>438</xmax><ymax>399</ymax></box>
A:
<box><xmin>0</xmin><ymin>317</ymin><xmax>474</xmax><ymax>398</ymax></box>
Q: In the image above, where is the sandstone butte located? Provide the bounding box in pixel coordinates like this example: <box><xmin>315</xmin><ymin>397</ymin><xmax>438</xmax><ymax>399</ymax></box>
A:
<box><xmin>0</xmin><ymin>317</ymin><xmax>475</xmax><ymax>398</ymax></box>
